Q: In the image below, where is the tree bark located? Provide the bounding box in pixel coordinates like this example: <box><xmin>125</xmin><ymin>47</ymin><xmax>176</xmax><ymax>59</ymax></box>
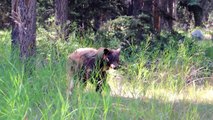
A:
<box><xmin>153</xmin><ymin>0</ymin><xmax>176</xmax><ymax>32</ymax></box>
<box><xmin>125</xmin><ymin>0</ymin><xmax>133</xmax><ymax>16</ymax></box>
<box><xmin>191</xmin><ymin>6</ymin><xmax>203</xmax><ymax>27</ymax></box>
<box><xmin>153</xmin><ymin>0</ymin><xmax>161</xmax><ymax>32</ymax></box>
<box><xmin>142</xmin><ymin>0</ymin><xmax>153</xmax><ymax>13</ymax></box>
<box><xmin>55</xmin><ymin>0</ymin><xmax>69</xmax><ymax>40</ymax></box>
<box><xmin>18</xmin><ymin>0</ymin><xmax>36</xmax><ymax>60</ymax></box>
<box><xmin>11</xmin><ymin>0</ymin><xmax>37</xmax><ymax>75</ymax></box>
<box><xmin>168</xmin><ymin>0</ymin><xmax>174</xmax><ymax>31</ymax></box>
<box><xmin>133</xmin><ymin>0</ymin><xmax>143</xmax><ymax>16</ymax></box>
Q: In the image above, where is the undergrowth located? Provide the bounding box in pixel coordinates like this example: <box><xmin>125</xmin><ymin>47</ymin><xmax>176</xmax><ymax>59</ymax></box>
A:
<box><xmin>0</xmin><ymin>29</ymin><xmax>213</xmax><ymax>120</ymax></box>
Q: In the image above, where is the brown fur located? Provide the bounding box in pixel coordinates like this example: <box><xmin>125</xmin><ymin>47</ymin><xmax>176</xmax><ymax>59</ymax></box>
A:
<box><xmin>67</xmin><ymin>47</ymin><xmax>120</xmax><ymax>94</ymax></box>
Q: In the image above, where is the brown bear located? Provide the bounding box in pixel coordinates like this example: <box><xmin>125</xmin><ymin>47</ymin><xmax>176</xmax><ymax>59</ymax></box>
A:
<box><xmin>67</xmin><ymin>47</ymin><xmax>120</xmax><ymax>95</ymax></box>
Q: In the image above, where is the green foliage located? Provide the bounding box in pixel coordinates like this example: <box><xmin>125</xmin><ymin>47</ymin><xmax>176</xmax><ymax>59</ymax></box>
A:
<box><xmin>69</xmin><ymin>0</ymin><xmax>126</xmax><ymax>22</ymax></box>
<box><xmin>95</xmin><ymin>14</ymin><xmax>152</xmax><ymax>49</ymax></box>
<box><xmin>205</xmin><ymin>46</ymin><xmax>213</xmax><ymax>60</ymax></box>
<box><xmin>0</xmin><ymin>0</ymin><xmax>10</xmax><ymax>29</ymax></box>
<box><xmin>37</xmin><ymin>0</ymin><xmax>54</xmax><ymax>26</ymax></box>
<box><xmin>188</xmin><ymin>0</ymin><xmax>200</xmax><ymax>6</ymax></box>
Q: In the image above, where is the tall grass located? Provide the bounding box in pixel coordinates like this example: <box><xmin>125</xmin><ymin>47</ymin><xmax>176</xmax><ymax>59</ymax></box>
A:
<box><xmin>0</xmin><ymin>29</ymin><xmax>213</xmax><ymax>120</ymax></box>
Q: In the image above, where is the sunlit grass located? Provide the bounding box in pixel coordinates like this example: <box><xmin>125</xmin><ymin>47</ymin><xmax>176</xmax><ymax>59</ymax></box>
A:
<box><xmin>0</xmin><ymin>29</ymin><xmax>213</xmax><ymax>120</ymax></box>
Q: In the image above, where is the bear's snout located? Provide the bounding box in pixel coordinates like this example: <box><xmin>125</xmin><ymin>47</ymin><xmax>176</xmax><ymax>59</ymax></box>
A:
<box><xmin>110</xmin><ymin>63</ymin><xmax>119</xmax><ymax>69</ymax></box>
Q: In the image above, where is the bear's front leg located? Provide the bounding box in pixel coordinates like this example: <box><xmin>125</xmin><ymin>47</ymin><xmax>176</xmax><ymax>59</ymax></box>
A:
<box><xmin>95</xmin><ymin>71</ymin><xmax>107</xmax><ymax>93</ymax></box>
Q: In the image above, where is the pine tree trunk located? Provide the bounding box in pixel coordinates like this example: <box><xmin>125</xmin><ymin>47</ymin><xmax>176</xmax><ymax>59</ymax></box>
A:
<box><xmin>143</xmin><ymin>0</ymin><xmax>153</xmax><ymax>13</ymax></box>
<box><xmin>153</xmin><ymin>0</ymin><xmax>161</xmax><ymax>32</ymax></box>
<box><xmin>125</xmin><ymin>0</ymin><xmax>133</xmax><ymax>15</ymax></box>
<box><xmin>11</xmin><ymin>0</ymin><xmax>37</xmax><ymax>75</ymax></box>
<box><xmin>18</xmin><ymin>0</ymin><xmax>36</xmax><ymax>60</ymax></box>
<box><xmin>55</xmin><ymin>0</ymin><xmax>69</xmax><ymax>40</ymax></box>
<box><xmin>133</xmin><ymin>0</ymin><xmax>143</xmax><ymax>15</ymax></box>
<box><xmin>168</xmin><ymin>0</ymin><xmax>174</xmax><ymax>31</ymax></box>
<box><xmin>193</xmin><ymin>6</ymin><xmax>203</xmax><ymax>27</ymax></box>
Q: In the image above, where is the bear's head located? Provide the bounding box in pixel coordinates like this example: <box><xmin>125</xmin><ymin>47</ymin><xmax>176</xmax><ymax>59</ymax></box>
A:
<box><xmin>98</xmin><ymin>48</ymin><xmax>120</xmax><ymax>69</ymax></box>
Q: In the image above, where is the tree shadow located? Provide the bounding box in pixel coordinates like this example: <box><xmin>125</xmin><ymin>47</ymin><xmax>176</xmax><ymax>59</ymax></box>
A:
<box><xmin>107</xmin><ymin>94</ymin><xmax>213</xmax><ymax>120</ymax></box>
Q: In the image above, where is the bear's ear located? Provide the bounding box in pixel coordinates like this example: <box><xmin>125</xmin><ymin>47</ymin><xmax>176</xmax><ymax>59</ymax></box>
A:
<box><xmin>104</xmin><ymin>48</ymin><xmax>110</xmax><ymax>55</ymax></box>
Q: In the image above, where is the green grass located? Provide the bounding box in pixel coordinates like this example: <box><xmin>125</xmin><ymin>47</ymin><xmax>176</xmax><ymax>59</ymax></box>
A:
<box><xmin>0</xmin><ymin>29</ymin><xmax>213</xmax><ymax>120</ymax></box>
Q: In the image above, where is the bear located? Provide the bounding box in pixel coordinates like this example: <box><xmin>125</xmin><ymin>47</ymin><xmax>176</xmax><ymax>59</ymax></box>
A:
<box><xmin>67</xmin><ymin>47</ymin><xmax>120</xmax><ymax>95</ymax></box>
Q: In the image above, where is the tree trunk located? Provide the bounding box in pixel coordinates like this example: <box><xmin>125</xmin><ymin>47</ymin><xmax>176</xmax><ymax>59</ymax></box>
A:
<box><xmin>168</xmin><ymin>0</ymin><xmax>174</xmax><ymax>31</ymax></box>
<box><xmin>18</xmin><ymin>0</ymin><xmax>36</xmax><ymax>60</ymax></box>
<box><xmin>11</xmin><ymin>0</ymin><xmax>37</xmax><ymax>75</ymax></box>
<box><xmin>94</xmin><ymin>15</ymin><xmax>101</xmax><ymax>32</ymax></box>
<box><xmin>142</xmin><ymin>0</ymin><xmax>153</xmax><ymax>13</ymax></box>
<box><xmin>55</xmin><ymin>0</ymin><xmax>69</xmax><ymax>41</ymax></box>
<box><xmin>187</xmin><ymin>1</ymin><xmax>204</xmax><ymax>27</ymax></box>
<box><xmin>162</xmin><ymin>0</ymin><xmax>174</xmax><ymax>31</ymax></box>
<box><xmin>94</xmin><ymin>12</ymin><xmax>109</xmax><ymax>32</ymax></box>
<box><xmin>153</xmin><ymin>0</ymin><xmax>161</xmax><ymax>32</ymax></box>
<box><xmin>125</xmin><ymin>0</ymin><xmax>133</xmax><ymax>16</ymax></box>
<box><xmin>192</xmin><ymin>6</ymin><xmax>203</xmax><ymax>27</ymax></box>
<box><xmin>133</xmin><ymin>0</ymin><xmax>143</xmax><ymax>15</ymax></box>
<box><xmin>153</xmin><ymin>0</ymin><xmax>176</xmax><ymax>32</ymax></box>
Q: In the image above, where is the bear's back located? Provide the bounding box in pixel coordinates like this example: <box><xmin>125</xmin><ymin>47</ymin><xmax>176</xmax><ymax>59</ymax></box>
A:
<box><xmin>68</xmin><ymin>48</ymin><xmax>97</xmax><ymax>64</ymax></box>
